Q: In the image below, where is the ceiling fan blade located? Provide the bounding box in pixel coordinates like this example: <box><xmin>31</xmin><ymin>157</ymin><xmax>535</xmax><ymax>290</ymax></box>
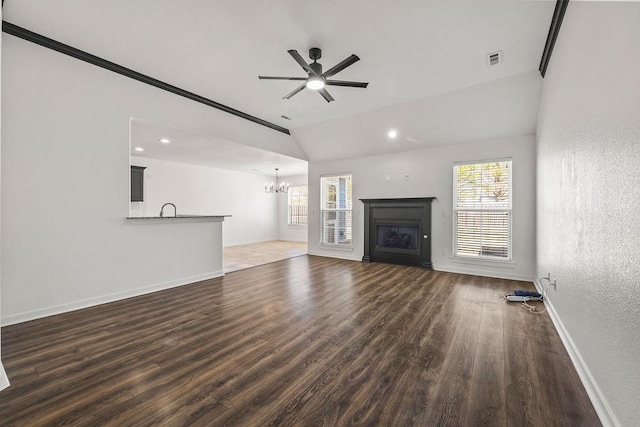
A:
<box><xmin>288</xmin><ymin>50</ymin><xmax>316</xmax><ymax>75</ymax></box>
<box><xmin>325</xmin><ymin>80</ymin><xmax>369</xmax><ymax>88</ymax></box>
<box><xmin>259</xmin><ymin>76</ymin><xmax>307</xmax><ymax>81</ymax></box>
<box><xmin>283</xmin><ymin>83</ymin><xmax>307</xmax><ymax>99</ymax></box>
<box><xmin>318</xmin><ymin>88</ymin><xmax>335</xmax><ymax>103</ymax></box>
<box><xmin>323</xmin><ymin>54</ymin><xmax>360</xmax><ymax>78</ymax></box>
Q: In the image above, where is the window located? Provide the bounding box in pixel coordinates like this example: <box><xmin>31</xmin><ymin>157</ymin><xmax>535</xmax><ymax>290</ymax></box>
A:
<box><xmin>321</xmin><ymin>174</ymin><xmax>352</xmax><ymax>246</ymax></box>
<box><xmin>288</xmin><ymin>186</ymin><xmax>308</xmax><ymax>225</ymax></box>
<box><xmin>454</xmin><ymin>160</ymin><xmax>512</xmax><ymax>260</ymax></box>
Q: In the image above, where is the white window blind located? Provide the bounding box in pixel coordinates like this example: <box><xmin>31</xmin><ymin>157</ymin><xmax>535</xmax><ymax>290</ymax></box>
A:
<box><xmin>453</xmin><ymin>160</ymin><xmax>512</xmax><ymax>260</ymax></box>
<box><xmin>288</xmin><ymin>186</ymin><xmax>308</xmax><ymax>225</ymax></box>
<box><xmin>321</xmin><ymin>174</ymin><xmax>352</xmax><ymax>245</ymax></box>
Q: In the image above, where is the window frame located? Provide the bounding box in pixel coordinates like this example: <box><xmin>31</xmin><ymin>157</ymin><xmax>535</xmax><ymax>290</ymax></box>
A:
<box><xmin>320</xmin><ymin>173</ymin><xmax>353</xmax><ymax>248</ymax></box>
<box><xmin>452</xmin><ymin>159</ymin><xmax>513</xmax><ymax>262</ymax></box>
<box><xmin>287</xmin><ymin>185</ymin><xmax>308</xmax><ymax>227</ymax></box>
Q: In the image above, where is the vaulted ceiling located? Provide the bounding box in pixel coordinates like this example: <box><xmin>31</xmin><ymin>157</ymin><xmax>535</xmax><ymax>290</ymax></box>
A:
<box><xmin>3</xmin><ymin>0</ymin><xmax>556</xmax><ymax>170</ymax></box>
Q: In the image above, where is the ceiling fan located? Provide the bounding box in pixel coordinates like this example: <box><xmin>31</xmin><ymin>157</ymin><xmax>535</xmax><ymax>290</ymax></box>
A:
<box><xmin>258</xmin><ymin>48</ymin><xmax>369</xmax><ymax>102</ymax></box>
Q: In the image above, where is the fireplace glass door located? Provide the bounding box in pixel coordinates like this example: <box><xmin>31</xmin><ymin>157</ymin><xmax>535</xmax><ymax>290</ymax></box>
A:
<box><xmin>375</xmin><ymin>223</ymin><xmax>420</xmax><ymax>253</ymax></box>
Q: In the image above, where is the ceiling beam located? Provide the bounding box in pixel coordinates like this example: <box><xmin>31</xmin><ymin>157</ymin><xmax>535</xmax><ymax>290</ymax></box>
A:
<box><xmin>539</xmin><ymin>0</ymin><xmax>569</xmax><ymax>77</ymax></box>
<box><xmin>1</xmin><ymin>21</ymin><xmax>291</xmax><ymax>135</ymax></box>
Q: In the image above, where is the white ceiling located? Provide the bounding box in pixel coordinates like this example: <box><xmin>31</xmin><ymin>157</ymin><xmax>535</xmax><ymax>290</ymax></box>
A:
<box><xmin>4</xmin><ymin>0</ymin><xmax>556</xmax><ymax>168</ymax></box>
<box><xmin>293</xmin><ymin>70</ymin><xmax>543</xmax><ymax>162</ymax></box>
<box><xmin>130</xmin><ymin>118</ymin><xmax>307</xmax><ymax>177</ymax></box>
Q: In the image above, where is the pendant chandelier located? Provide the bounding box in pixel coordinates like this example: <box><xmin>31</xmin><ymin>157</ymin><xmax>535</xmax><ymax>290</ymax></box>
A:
<box><xmin>264</xmin><ymin>168</ymin><xmax>289</xmax><ymax>193</ymax></box>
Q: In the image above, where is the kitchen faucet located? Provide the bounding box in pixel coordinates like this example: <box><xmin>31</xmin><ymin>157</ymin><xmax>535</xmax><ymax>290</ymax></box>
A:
<box><xmin>160</xmin><ymin>203</ymin><xmax>177</xmax><ymax>217</ymax></box>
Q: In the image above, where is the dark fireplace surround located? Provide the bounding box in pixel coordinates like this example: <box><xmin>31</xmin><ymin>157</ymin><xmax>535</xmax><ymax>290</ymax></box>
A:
<box><xmin>361</xmin><ymin>197</ymin><xmax>436</xmax><ymax>269</ymax></box>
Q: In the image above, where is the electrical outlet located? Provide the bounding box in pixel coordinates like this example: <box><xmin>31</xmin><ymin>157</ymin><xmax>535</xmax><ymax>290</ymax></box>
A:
<box><xmin>404</xmin><ymin>174</ymin><xmax>409</xmax><ymax>181</ymax></box>
<box><xmin>542</xmin><ymin>272</ymin><xmax>557</xmax><ymax>290</ymax></box>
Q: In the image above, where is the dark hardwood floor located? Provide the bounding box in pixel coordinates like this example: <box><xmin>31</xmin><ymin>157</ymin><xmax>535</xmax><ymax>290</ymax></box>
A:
<box><xmin>0</xmin><ymin>255</ymin><xmax>600</xmax><ymax>426</ymax></box>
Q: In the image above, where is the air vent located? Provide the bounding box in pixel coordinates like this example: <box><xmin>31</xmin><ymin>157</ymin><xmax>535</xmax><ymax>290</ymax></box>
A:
<box><xmin>487</xmin><ymin>51</ymin><xmax>503</xmax><ymax>66</ymax></box>
<box><xmin>280</xmin><ymin>115</ymin><xmax>292</xmax><ymax>120</ymax></box>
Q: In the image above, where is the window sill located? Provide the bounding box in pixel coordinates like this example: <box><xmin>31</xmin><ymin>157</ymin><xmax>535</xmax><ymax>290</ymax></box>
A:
<box><xmin>319</xmin><ymin>243</ymin><xmax>353</xmax><ymax>252</ymax></box>
<box><xmin>450</xmin><ymin>256</ymin><xmax>515</xmax><ymax>269</ymax></box>
<box><xmin>287</xmin><ymin>224</ymin><xmax>308</xmax><ymax>228</ymax></box>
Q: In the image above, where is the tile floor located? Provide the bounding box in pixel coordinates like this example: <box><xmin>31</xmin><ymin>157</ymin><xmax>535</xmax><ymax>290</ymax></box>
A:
<box><xmin>223</xmin><ymin>240</ymin><xmax>308</xmax><ymax>273</ymax></box>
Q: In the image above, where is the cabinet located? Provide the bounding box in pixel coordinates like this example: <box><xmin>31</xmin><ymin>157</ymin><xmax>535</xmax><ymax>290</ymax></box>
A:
<box><xmin>131</xmin><ymin>166</ymin><xmax>146</xmax><ymax>202</ymax></box>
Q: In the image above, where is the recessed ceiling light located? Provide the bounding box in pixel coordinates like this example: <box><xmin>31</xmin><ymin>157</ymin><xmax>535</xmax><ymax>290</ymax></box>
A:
<box><xmin>159</xmin><ymin>138</ymin><xmax>171</xmax><ymax>144</ymax></box>
<box><xmin>388</xmin><ymin>129</ymin><xmax>398</xmax><ymax>139</ymax></box>
<box><xmin>134</xmin><ymin>147</ymin><xmax>144</xmax><ymax>152</ymax></box>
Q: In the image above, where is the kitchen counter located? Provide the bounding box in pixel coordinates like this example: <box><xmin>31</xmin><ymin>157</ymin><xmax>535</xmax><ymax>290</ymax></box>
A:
<box><xmin>127</xmin><ymin>214</ymin><xmax>230</xmax><ymax>219</ymax></box>
<box><xmin>126</xmin><ymin>215</ymin><xmax>231</xmax><ymax>223</ymax></box>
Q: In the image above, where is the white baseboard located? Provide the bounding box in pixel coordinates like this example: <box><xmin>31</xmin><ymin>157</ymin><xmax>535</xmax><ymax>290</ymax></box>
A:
<box><xmin>225</xmin><ymin>238</ymin><xmax>308</xmax><ymax>246</ymax></box>
<box><xmin>0</xmin><ymin>363</ymin><xmax>9</xmax><ymax>392</ymax></box>
<box><xmin>533</xmin><ymin>280</ymin><xmax>618</xmax><ymax>427</ymax></box>
<box><xmin>433</xmin><ymin>263</ymin><xmax>534</xmax><ymax>282</ymax></box>
<box><xmin>303</xmin><ymin>256</ymin><xmax>535</xmax><ymax>279</ymax></box>
<box><xmin>223</xmin><ymin>238</ymin><xmax>276</xmax><ymax>247</ymax></box>
<box><xmin>1</xmin><ymin>270</ymin><xmax>224</xmax><ymax>326</ymax></box>
<box><xmin>307</xmin><ymin>250</ymin><xmax>362</xmax><ymax>262</ymax></box>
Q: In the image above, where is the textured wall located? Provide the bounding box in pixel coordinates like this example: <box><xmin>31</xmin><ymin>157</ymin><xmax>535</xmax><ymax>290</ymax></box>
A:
<box><xmin>536</xmin><ymin>3</ymin><xmax>640</xmax><ymax>425</ymax></box>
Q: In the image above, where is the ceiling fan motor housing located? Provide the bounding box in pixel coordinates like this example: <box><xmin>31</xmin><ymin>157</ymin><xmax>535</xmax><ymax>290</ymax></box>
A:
<box><xmin>309</xmin><ymin>47</ymin><xmax>322</xmax><ymax>61</ymax></box>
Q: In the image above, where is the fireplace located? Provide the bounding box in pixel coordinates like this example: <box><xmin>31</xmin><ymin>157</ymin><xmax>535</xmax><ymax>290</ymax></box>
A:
<box><xmin>361</xmin><ymin>198</ymin><xmax>436</xmax><ymax>269</ymax></box>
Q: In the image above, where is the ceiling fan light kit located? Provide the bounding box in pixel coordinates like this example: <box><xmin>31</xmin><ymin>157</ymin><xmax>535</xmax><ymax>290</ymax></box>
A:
<box><xmin>306</xmin><ymin>76</ymin><xmax>325</xmax><ymax>90</ymax></box>
<box><xmin>259</xmin><ymin>47</ymin><xmax>369</xmax><ymax>102</ymax></box>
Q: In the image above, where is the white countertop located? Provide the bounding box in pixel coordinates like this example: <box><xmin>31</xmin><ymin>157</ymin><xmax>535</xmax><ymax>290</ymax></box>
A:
<box><xmin>126</xmin><ymin>214</ymin><xmax>231</xmax><ymax>220</ymax></box>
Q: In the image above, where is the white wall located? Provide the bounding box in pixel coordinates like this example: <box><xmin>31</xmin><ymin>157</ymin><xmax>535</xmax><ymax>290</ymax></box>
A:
<box><xmin>0</xmin><ymin>4</ymin><xmax>9</xmax><ymax>392</ymax></box>
<box><xmin>536</xmin><ymin>3</ymin><xmax>640</xmax><ymax>426</ymax></box>
<box><xmin>130</xmin><ymin>156</ymin><xmax>278</xmax><ymax>247</ymax></box>
<box><xmin>277</xmin><ymin>174</ymin><xmax>308</xmax><ymax>243</ymax></box>
<box><xmin>307</xmin><ymin>135</ymin><xmax>536</xmax><ymax>281</ymax></box>
<box><xmin>0</xmin><ymin>34</ymin><xmax>296</xmax><ymax>325</ymax></box>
